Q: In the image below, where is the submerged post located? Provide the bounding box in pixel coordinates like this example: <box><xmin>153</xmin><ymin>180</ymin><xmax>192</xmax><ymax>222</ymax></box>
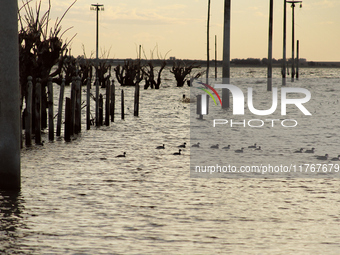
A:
<box><xmin>56</xmin><ymin>78</ymin><xmax>65</xmax><ymax>136</ymax></box>
<box><xmin>48</xmin><ymin>77</ymin><xmax>54</xmax><ymax>141</ymax></box>
<box><xmin>222</xmin><ymin>0</ymin><xmax>231</xmax><ymax>109</ymax></box>
<box><xmin>86</xmin><ymin>79</ymin><xmax>91</xmax><ymax>130</ymax></box>
<box><xmin>110</xmin><ymin>80</ymin><xmax>115</xmax><ymax>122</ymax></box>
<box><xmin>296</xmin><ymin>40</ymin><xmax>299</xmax><ymax>80</ymax></box>
<box><xmin>0</xmin><ymin>0</ymin><xmax>21</xmax><ymax>190</ymax></box>
<box><xmin>282</xmin><ymin>0</ymin><xmax>287</xmax><ymax>85</ymax></box>
<box><xmin>121</xmin><ymin>90</ymin><xmax>125</xmax><ymax>120</ymax></box>
<box><xmin>134</xmin><ymin>83</ymin><xmax>140</xmax><ymax>117</ymax></box>
<box><xmin>267</xmin><ymin>0</ymin><xmax>273</xmax><ymax>91</ymax></box>
<box><xmin>25</xmin><ymin>77</ymin><xmax>33</xmax><ymax>147</ymax></box>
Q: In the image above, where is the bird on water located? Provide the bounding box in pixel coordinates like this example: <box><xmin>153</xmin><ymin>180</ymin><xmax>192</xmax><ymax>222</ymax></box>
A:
<box><xmin>305</xmin><ymin>148</ymin><xmax>315</xmax><ymax>153</ymax></box>
<box><xmin>235</xmin><ymin>148</ymin><xmax>244</xmax><ymax>153</ymax></box>
<box><xmin>331</xmin><ymin>155</ymin><xmax>340</xmax><ymax>161</ymax></box>
<box><xmin>116</xmin><ymin>152</ymin><xmax>126</xmax><ymax>158</ymax></box>
<box><xmin>210</xmin><ymin>144</ymin><xmax>219</xmax><ymax>149</ymax></box>
<box><xmin>173</xmin><ymin>149</ymin><xmax>181</xmax><ymax>155</ymax></box>
<box><xmin>294</xmin><ymin>148</ymin><xmax>304</xmax><ymax>153</ymax></box>
<box><xmin>178</xmin><ymin>142</ymin><xmax>186</xmax><ymax>148</ymax></box>
<box><xmin>156</xmin><ymin>144</ymin><xmax>165</xmax><ymax>149</ymax></box>
<box><xmin>222</xmin><ymin>145</ymin><xmax>230</xmax><ymax>150</ymax></box>
<box><xmin>248</xmin><ymin>143</ymin><xmax>256</xmax><ymax>148</ymax></box>
<box><xmin>192</xmin><ymin>142</ymin><xmax>200</xmax><ymax>148</ymax></box>
<box><xmin>316</xmin><ymin>154</ymin><xmax>328</xmax><ymax>160</ymax></box>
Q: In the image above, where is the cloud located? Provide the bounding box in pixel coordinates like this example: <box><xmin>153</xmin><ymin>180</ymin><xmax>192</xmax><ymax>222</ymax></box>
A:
<box><xmin>105</xmin><ymin>6</ymin><xmax>187</xmax><ymax>26</ymax></box>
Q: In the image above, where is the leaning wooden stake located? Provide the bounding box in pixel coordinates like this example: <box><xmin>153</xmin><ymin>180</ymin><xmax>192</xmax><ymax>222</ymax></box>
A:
<box><xmin>121</xmin><ymin>89</ymin><xmax>125</xmax><ymax>120</ymax></box>
<box><xmin>56</xmin><ymin>78</ymin><xmax>65</xmax><ymax>136</ymax></box>
<box><xmin>134</xmin><ymin>83</ymin><xmax>140</xmax><ymax>117</ymax></box>
<box><xmin>105</xmin><ymin>79</ymin><xmax>110</xmax><ymax>126</ymax></box>
<box><xmin>296</xmin><ymin>40</ymin><xmax>299</xmax><ymax>80</ymax></box>
<box><xmin>99</xmin><ymin>94</ymin><xmax>103</xmax><ymax>126</ymax></box>
<box><xmin>95</xmin><ymin>77</ymin><xmax>100</xmax><ymax>126</ymax></box>
<box><xmin>64</xmin><ymin>97</ymin><xmax>71</xmax><ymax>142</ymax></box>
<box><xmin>34</xmin><ymin>78</ymin><xmax>42</xmax><ymax>145</ymax></box>
<box><xmin>25</xmin><ymin>76</ymin><xmax>33</xmax><ymax>147</ymax></box>
<box><xmin>48</xmin><ymin>77</ymin><xmax>54</xmax><ymax>141</ymax></box>
<box><xmin>86</xmin><ymin>78</ymin><xmax>91</xmax><ymax>130</ymax></box>
<box><xmin>111</xmin><ymin>80</ymin><xmax>115</xmax><ymax>122</ymax></box>
<box><xmin>74</xmin><ymin>76</ymin><xmax>81</xmax><ymax>134</ymax></box>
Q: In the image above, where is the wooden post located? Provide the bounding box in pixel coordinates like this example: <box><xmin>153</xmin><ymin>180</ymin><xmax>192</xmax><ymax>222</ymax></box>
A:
<box><xmin>70</xmin><ymin>77</ymin><xmax>76</xmax><ymax>135</ymax></box>
<box><xmin>77</xmin><ymin>76</ymin><xmax>82</xmax><ymax>133</ymax></box>
<box><xmin>206</xmin><ymin>0</ymin><xmax>211</xmax><ymax>84</ymax></box>
<box><xmin>25</xmin><ymin>77</ymin><xmax>33</xmax><ymax>147</ymax></box>
<box><xmin>121</xmin><ymin>89</ymin><xmax>125</xmax><ymax>120</ymax></box>
<box><xmin>0</xmin><ymin>0</ymin><xmax>21</xmax><ymax>190</ymax></box>
<box><xmin>222</xmin><ymin>0</ymin><xmax>231</xmax><ymax>109</ymax></box>
<box><xmin>111</xmin><ymin>80</ymin><xmax>115</xmax><ymax>122</ymax></box>
<box><xmin>99</xmin><ymin>94</ymin><xmax>103</xmax><ymax>126</ymax></box>
<box><xmin>296</xmin><ymin>40</ymin><xmax>299</xmax><ymax>80</ymax></box>
<box><xmin>74</xmin><ymin>76</ymin><xmax>81</xmax><ymax>134</ymax></box>
<box><xmin>291</xmin><ymin>3</ymin><xmax>295</xmax><ymax>82</ymax></box>
<box><xmin>282</xmin><ymin>0</ymin><xmax>287</xmax><ymax>85</ymax></box>
<box><xmin>35</xmin><ymin>79</ymin><xmax>42</xmax><ymax>145</ymax></box>
<box><xmin>64</xmin><ymin>97</ymin><xmax>71</xmax><ymax>142</ymax></box>
<box><xmin>134</xmin><ymin>83</ymin><xmax>140</xmax><ymax>117</ymax></box>
<box><xmin>95</xmin><ymin>77</ymin><xmax>100</xmax><ymax>126</ymax></box>
<box><xmin>86</xmin><ymin>78</ymin><xmax>91</xmax><ymax>130</ymax></box>
<box><xmin>105</xmin><ymin>79</ymin><xmax>110</xmax><ymax>126</ymax></box>
<box><xmin>56</xmin><ymin>78</ymin><xmax>65</xmax><ymax>136</ymax></box>
<box><xmin>47</xmin><ymin>77</ymin><xmax>54</xmax><ymax>141</ymax></box>
<box><xmin>215</xmin><ymin>35</ymin><xmax>217</xmax><ymax>80</ymax></box>
<box><xmin>267</xmin><ymin>0</ymin><xmax>273</xmax><ymax>91</ymax></box>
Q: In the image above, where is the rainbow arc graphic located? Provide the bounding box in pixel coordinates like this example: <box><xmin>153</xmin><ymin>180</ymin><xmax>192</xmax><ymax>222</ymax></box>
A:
<box><xmin>197</xmin><ymin>81</ymin><xmax>222</xmax><ymax>107</ymax></box>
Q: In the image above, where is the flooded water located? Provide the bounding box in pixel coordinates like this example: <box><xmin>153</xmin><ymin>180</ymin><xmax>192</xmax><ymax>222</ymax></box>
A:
<box><xmin>1</xmin><ymin>67</ymin><xmax>340</xmax><ymax>254</ymax></box>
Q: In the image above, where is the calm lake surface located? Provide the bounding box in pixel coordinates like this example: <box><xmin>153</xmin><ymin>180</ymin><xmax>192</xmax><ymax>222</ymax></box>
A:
<box><xmin>1</xmin><ymin>67</ymin><xmax>340</xmax><ymax>254</ymax></box>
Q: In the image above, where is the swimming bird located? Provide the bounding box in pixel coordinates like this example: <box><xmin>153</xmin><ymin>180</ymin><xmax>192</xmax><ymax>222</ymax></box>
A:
<box><xmin>173</xmin><ymin>149</ymin><xmax>181</xmax><ymax>155</ymax></box>
<box><xmin>235</xmin><ymin>148</ymin><xmax>244</xmax><ymax>153</ymax></box>
<box><xmin>192</xmin><ymin>142</ymin><xmax>200</xmax><ymax>148</ymax></box>
<box><xmin>178</xmin><ymin>142</ymin><xmax>186</xmax><ymax>148</ymax></box>
<box><xmin>222</xmin><ymin>145</ymin><xmax>231</xmax><ymax>150</ymax></box>
<box><xmin>316</xmin><ymin>154</ymin><xmax>328</xmax><ymax>160</ymax></box>
<box><xmin>182</xmin><ymin>94</ymin><xmax>190</xmax><ymax>103</ymax></box>
<box><xmin>116</xmin><ymin>152</ymin><xmax>126</xmax><ymax>158</ymax></box>
<box><xmin>210</xmin><ymin>144</ymin><xmax>219</xmax><ymax>149</ymax></box>
<box><xmin>248</xmin><ymin>143</ymin><xmax>257</xmax><ymax>148</ymax></box>
<box><xmin>156</xmin><ymin>144</ymin><xmax>165</xmax><ymax>149</ymax></box>
<box><xmin>331</xmin><ymin>155</ymin><xmax>340</xmax><ymax>161</ymax></box>
<box><xmin>294</xmin><ymin>148</ymin><xmax>304</xmax><ymax>153</ymax></box>
<box><xmin>255</xmin><ymin>146</ymin><xmax>262</xmax><ymax>150</ymax></box>
<box><xmin>305</xmin><ymin>148</ymin><xmax>315</xmax><ymax>153</ymax></box>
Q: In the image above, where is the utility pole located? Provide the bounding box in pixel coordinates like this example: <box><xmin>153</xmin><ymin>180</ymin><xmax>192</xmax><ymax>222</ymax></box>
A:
<box><xmin>206</xmin><ymin>0</ymin><xmax>211</xmax><ymax>84</ymax></box>
<box><xmin>287</xmin><ymin>1</ymin><xmax>302</xmax><ymax>82</ymax></box>
<box><xmin>91</xmin><ymin>3</ymin><xmax>104</xmax><ymax>59</ymax></box>
<box><xmin>267</xmin><ymin>0</ymin><xmax>274</xmax><ymax>91</ymax></box>
<box><xmin>222</xmin><ymin>0</ymin><xmax>231</xmax><ymax>109</ymax></box>
<box><xmin>282</xmin><ymin>0</ymin><xmax>287</xmax><ymax>85</ymax></box>
<box><xmin>0</xmin><ymin>1</ymin><xmax>21</xmax><ymax>190</ymax></box>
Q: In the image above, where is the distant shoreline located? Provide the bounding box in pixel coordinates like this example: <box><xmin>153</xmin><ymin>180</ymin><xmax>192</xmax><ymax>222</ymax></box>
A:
<box><xmin>84</xmin><ymin>58</ymin><xmax>340</xmax><ymax>68</ymax></box>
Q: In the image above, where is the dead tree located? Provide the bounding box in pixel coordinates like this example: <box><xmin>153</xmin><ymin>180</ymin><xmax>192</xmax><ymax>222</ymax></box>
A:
<box><xmin>114</xmin><ymin>60</ymin><xmax>143</xmax><ymax>86</ymax></box>
<box><xmin>18</xmin><ymin>0</ymin><xmax>77</xmax><ymax>129</ymax></box>
<box><xmin>170</xmin><ymin>61</ymin><xmax>201</xmax><ymax>87</ymax></box>
<box><xmin>143</xmin><ymin>61</ymin><xmax>166</xmax><ymax>89</ymax></box>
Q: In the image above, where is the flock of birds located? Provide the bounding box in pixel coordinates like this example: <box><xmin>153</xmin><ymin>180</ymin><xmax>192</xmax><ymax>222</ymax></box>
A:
<box><xmin>191</xmin><ymin>142</ymin><xmax>262</xmax><ymax>153</ymax></box>
<box><xmin>293</xmin><ymin>148</ymin><xmax>340</xmax><ymax>161</ymax></box>
<box><xmin>190</xmin><ymin>143</ymin><xmax>340</xmax><ymax>161</ymax></box>
<box><xmin>116</xmin><ymin>143</ymin><xmax>340</xmax><ymax>161</ymax></box>
<box><xmin>115</xmin><ymin>142</ymin><xmax>188</xmax><ymax>158</ymax></box>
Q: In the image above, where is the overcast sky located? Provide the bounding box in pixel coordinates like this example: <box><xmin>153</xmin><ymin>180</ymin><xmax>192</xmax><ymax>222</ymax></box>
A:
<box><xmin>21</xmin><ymin>0</ymin><xmax>340</xmax><ymax>61</ymax></box>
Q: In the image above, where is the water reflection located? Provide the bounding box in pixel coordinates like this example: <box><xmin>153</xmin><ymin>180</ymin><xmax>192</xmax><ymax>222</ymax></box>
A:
<box><xmin>0</xmin><ymin>190</ymin><xmax>26</xmax><ymax>254</ymax></box>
